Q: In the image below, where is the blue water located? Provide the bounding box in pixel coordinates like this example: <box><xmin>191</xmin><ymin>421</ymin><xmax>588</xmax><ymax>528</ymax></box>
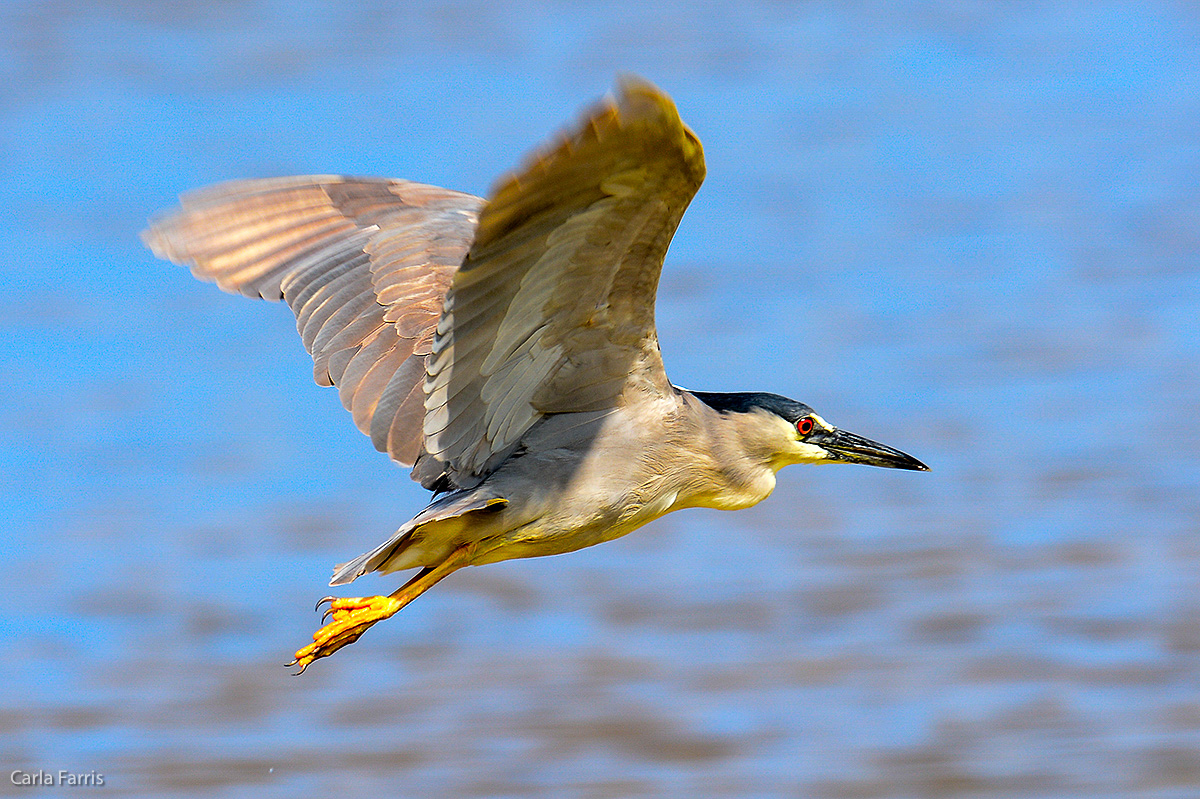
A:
<box><xmin>4</xmin><ymin>2</ymin><xmax>1200</xmax><ymax>796</ymax></box>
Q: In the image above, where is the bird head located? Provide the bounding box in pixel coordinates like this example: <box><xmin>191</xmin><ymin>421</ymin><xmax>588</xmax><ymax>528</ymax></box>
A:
<box><xmin>691</xmin><ymin>391</ymin><xmax>929</xmax><ymax>472</ymax></box>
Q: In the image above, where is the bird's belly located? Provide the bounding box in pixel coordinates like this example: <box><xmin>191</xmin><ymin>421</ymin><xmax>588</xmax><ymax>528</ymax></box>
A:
<box><xmin>464</xmin><ymin>416</ymin><xmax>690</xmax><ymax>565</ymax></box>
<box><xmin>470</xmin><ymin>480</ymin><xmax>679</xmax><ymax>566</ymax></box>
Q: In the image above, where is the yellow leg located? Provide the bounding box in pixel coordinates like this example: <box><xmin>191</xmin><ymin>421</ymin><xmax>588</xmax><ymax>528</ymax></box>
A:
<box><xmin>289</xmin><ymin>542</ymin><xmax>474</xmax><ymax>674</ymax></box>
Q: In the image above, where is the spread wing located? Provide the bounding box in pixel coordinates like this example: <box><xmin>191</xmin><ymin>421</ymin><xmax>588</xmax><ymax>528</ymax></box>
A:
<box><xmin>418</xmin><ymin>77</ymin><xmax>706</xmax><ymax>489</ymax></box>
<box><xmin>143</xmin><ymin>176</ymin><xmax>483</xmax><ymax>466</ymax></box>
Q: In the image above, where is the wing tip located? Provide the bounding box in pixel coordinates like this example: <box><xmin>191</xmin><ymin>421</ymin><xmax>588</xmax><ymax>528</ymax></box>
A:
<box><xmin>612</xmin><ymin>74</ymin><xmax>675</xmax><ymax>121</ymax></box>
<box><xmin>141</xmin><ymin>174</ymin><xmax>357</xmax><ymax>259</ymax></box>
<box><xmin>140</xmin><ymin>210</ymin><xmax>182</xmax><ymax>263</ymax></box>
<box><xmin>611</xmin><ymin>74</ymin><xmax>704</xmax><ymax>178</ymax></box>
<box><xmin>482</xmin><ymin>74</ymin><xmax>702</xmax><ymax>207</ymax></box>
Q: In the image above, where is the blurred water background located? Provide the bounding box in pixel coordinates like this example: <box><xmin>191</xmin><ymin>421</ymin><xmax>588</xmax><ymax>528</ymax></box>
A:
<box><xmin>3</xmin><ymin>1</ymin><xmax>1200</xmax><ymax>796</ymax></box>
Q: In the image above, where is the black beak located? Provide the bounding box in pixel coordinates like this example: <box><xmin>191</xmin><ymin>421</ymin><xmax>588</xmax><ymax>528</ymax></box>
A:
<box><xmin>810</xmin><ymin>428</ymin><xmax>929</xmax><ymax>471</ymax></box>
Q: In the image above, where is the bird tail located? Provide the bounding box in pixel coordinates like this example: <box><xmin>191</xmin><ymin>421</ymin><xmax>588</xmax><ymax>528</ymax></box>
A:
<box><xmin>329</xmin><ymin>492</ymin><xmax>507</xmax><ymax>586</ymax></box>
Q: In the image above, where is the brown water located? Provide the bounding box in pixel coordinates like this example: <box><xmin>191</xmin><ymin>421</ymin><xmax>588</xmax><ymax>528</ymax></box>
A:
<box><xmin>4</xmin><ymin>1</ymin><xmax>1200</xmax><ymax>796</ymax></box>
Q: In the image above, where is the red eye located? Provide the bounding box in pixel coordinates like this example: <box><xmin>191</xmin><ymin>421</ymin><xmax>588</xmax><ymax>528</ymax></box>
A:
<box><xmin>796</xmin><ymin>417</ymin><xmax>814</xmax><ymax>436</ymax></box>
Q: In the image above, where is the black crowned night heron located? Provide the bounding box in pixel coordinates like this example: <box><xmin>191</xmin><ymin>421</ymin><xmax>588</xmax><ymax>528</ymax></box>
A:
<box><xmin>144</xmin><ymin>77</ymin><xmax>927</xmax><ymax>673</ymax></box>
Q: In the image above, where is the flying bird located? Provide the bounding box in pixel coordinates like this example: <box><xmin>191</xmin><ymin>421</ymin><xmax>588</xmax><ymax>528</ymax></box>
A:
<box><xmin>144</xmin><ymin>77</ymin><xmax>927</xmax><ymax>673</ymax></box>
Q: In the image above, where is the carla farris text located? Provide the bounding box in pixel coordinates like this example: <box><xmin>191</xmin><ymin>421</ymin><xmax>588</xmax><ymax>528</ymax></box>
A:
<box><xmin>11</xmin><ymin>770</ymin><xmax>105</xmax><ymax>787</ymax></box>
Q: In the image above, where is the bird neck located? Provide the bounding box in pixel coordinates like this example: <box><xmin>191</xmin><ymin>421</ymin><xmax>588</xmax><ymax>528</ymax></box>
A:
<box><xmin>683</xmin><ymin>393</ymin><xmax>782</xmax><ymax>510</ymax></box>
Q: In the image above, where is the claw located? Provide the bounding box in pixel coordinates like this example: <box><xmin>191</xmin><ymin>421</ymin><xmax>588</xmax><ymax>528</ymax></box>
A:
<box><xmin>289</xmin><ymin>595</ymin><xmax>403</xmax><ymax>675</ymax></box>
<box><xmin>289</xmin><ymin>544</ymin><xmax>476</xmax><ymax>675</ymax></box>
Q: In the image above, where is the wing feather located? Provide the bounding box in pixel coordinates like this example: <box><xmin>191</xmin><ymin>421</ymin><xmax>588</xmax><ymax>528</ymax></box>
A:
<box><xmin>337</xmin><ymin>324</ymin><xmax>400</xmax><ymax>417</ymax></box>
<box><xmin>143</xmin><ymin>176</ymin><xmax>482</xmax><ymax>466</ymax></box>
<box><xmin>420</xmin><ymin>77</ymin><xmax>705</xmax><ymax>486</ymax></box>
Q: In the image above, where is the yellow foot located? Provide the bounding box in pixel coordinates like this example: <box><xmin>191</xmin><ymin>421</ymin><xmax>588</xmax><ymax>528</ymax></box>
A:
<box><xmin>287</xmin><ymin>595</ymin><xmax>402</xmax><ymax>674</ymax></box>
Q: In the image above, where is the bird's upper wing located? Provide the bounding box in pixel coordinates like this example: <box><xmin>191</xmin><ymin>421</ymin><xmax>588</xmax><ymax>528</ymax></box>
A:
<box><xmin>143</xmin><ymin>176</ymin><xmax>483</xmax><ymax>466</ymax></box>
<box><xmin>418</xmin><ymin>77</ymin><xmax>706</xmax><ymax>488</ymax></box>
